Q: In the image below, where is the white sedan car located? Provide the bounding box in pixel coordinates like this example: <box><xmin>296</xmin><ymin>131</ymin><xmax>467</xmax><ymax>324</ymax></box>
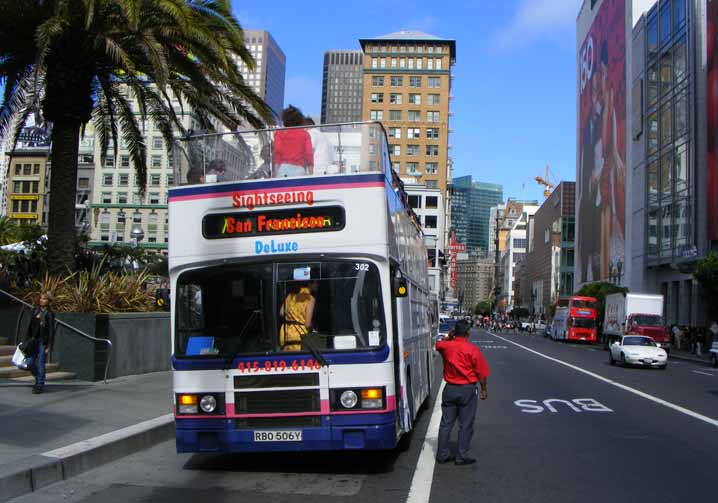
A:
<box><xmin>609</xmin><ymin>336</ymin><xmax>668</xmax><ymax>369</ymax></box>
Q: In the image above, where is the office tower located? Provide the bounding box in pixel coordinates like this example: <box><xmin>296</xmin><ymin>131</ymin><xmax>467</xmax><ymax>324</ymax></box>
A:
<box><xmin>236</xmin><ymin>30</ymin><xmax>286</xmax><ymax>120</ymax></box>
<box><xmin>450</xmin><ymin>176</ymin><xmax>503</xmax><ymax>256</ymax></box>
<box><xmin>359</xmin><ymin>30</ymin><xmax>456</xmax><ymax>197</ymax></box>
<box><xmin>321</xmin><ymin>50</ymin><xmax>364</xmax><ymax>124</ymax></box>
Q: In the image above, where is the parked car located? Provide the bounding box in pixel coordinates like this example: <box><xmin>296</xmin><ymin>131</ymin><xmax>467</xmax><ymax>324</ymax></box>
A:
<box><xmin>534</xmin><ymin>320</ymin><xmax>547</xmax><ymax>332</ymax></box>
<box><xmin>609</xmin><ymin>335</ymin><xmax>668</xmax><ymax>369</ymax></box>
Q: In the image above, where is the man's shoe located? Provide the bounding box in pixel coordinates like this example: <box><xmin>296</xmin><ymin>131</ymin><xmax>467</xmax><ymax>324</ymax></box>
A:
<box><xmin>32</xmin><ymin>386</ymin><xmax>44</xmax><ymax>394</ymax></box>
<box><xmin>436</xmin><ymin>456</ymin><xmax>455</xmax><ymax>464</ymax></box>
<box><xmin>454</xmin><ymin>458</ymin><xmax>476</xmax><ymax>466</ymax></box>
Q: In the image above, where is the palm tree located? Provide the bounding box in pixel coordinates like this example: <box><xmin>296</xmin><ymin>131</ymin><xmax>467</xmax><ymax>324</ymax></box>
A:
<box><xmin>0</xmin><ymin>1</ymin><xmax>273</xmax><ymax>273</ymax></box>
<box><xmin>0</xmin><ymin>216</ymin><xmax>18</xmax><ymax>246</ymax></box>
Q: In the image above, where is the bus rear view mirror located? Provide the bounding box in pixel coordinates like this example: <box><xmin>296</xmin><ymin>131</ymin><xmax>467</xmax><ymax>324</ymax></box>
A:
<box><xmin>394</xmin><ymin>278</ymin><xmax>408</xmax><ymax>298</ymax></box>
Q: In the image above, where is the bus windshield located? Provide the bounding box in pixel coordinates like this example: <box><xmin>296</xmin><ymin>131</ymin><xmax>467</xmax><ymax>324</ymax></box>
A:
<box><xmin>175</xmin><ymin>260</ymin><xmax>386</xmax><ymax>357</ymax></box>
<box><xmin>571</xmin><ymin>299</ymin><xmax>596</xmax><ymax>309</ymax></box>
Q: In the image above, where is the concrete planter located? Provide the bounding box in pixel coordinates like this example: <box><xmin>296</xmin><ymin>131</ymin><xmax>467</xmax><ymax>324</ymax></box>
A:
<box><xmin>54</xmin><ymin>312</ymin><xmax>170</xmax><ymax>381</ymax></box>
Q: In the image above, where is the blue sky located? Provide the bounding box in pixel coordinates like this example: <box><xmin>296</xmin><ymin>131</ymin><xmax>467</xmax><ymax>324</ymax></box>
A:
<box><xmin>233</xmin><ymin>0</ymin><xmax>582</xmax><ymax>202</ymax></box>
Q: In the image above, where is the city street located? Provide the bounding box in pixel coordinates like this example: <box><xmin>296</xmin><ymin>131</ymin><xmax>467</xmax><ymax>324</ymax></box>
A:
<box><xmin>8</xmin><ymin>328</ymin><xmax>717</xmax><ymax>503</ymax></box>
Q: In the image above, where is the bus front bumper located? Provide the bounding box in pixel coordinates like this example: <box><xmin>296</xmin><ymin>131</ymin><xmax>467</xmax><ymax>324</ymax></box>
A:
<box><xmin>175</xmin><ymin>413</ymin><xmax>397</xmax><ymax>452</ymax></box>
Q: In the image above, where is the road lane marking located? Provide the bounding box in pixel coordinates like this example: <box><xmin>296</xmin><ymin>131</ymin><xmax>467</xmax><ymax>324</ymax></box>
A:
<box><xmin>406</xmin><ymin>380</ymin><xmax>445</xmax><ymax>503</ymax></box>
<box><xmin>489</xmin><ymin>332</ymin><xmax>718</xmax><ymax>428</ymax></box>
<box><xmin>692</xmin><ymin>371</ymin><xmax>715</xmax><ymax>377</ymax></box>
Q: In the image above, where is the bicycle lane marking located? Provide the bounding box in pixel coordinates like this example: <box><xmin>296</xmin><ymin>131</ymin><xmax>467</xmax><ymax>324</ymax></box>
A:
<box><xmin>488</xmin><ymin>332</ymin><xmax>718</xmax><ymax>428</ymax></box>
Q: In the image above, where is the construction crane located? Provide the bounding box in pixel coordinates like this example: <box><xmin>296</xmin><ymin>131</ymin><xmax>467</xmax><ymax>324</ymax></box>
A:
<box><xmin>535</xmin><ymin>163</ymin><xmax>556</xmax><ymax>199</ymax></box>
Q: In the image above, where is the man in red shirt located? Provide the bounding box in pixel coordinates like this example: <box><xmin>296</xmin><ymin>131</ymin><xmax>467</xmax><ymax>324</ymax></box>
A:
<box><xmin>435</xmin><ymin>320</ymin><xmax>490</xmax><ymax>466</ymax></box>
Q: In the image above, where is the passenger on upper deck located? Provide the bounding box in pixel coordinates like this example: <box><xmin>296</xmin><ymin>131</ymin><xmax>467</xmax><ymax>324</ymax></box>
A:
<box><xmin>273</xmin><ymin>106</ymin><xmax>314</xmax><ymax>178</ymax></box>
<box><xmin>303</xmin><ymin>117</ymin><xmax>336</xmax><ymax>175</ymax></box>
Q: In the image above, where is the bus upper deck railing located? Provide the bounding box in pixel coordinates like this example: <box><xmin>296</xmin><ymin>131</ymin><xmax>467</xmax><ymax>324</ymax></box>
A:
<box><xmin>171</xmin><ymin>122</ymin><xmax>390</xmax><ymax>186</ymax></box>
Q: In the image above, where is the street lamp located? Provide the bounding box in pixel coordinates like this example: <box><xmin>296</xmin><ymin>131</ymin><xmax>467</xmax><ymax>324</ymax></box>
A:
<box><xmin>130</xmin><ymin>226</ymin><xmax>144</xmax><ymax>247</ymax></box>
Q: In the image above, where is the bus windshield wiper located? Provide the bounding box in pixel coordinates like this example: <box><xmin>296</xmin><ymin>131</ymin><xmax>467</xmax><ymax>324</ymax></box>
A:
<box><xmin>304</xmin><ymin>332</ymin><xmax>328</xmax><ymax>367</ymax></box>
<box><xmin>224</xmin><ymin>309</ymin><xmax>261</xmax><ymax>370</ymax></box>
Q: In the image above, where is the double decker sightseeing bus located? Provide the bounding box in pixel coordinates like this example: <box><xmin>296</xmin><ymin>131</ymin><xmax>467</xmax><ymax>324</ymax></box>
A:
<box><xmin>168</xmin><ymin>122</ymin><xmax>433</xmax><ymax>452</ymax></box>
<box><xmin>551</xmin><ymin>296</ymin><xmax>598</xmax><ymax>343</ymax></box>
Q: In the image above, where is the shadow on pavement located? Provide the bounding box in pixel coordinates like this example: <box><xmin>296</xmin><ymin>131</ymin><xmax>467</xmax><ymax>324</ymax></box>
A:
<box><xmin>183</xmin><ymin>448</ymin><xmax>401</xmax><ymax>475</ymax></box>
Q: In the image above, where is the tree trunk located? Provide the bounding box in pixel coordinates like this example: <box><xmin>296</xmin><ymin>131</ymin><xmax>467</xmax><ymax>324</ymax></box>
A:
<box><xmin>47</xmin><ymin>120</ymin><xmax>82</xmax><ymax>274</ymax></box>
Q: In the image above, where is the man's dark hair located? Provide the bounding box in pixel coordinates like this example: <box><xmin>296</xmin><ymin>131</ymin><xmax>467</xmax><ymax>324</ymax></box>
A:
<box><xmin>281</xmin><ymin>105</ymin><xmax>305</xmax><ymax>127</ymax></box>
<box><xmin>454</xmin><ymin>320</ymin><xmax>470</xmax><ymax>337</ymax></box>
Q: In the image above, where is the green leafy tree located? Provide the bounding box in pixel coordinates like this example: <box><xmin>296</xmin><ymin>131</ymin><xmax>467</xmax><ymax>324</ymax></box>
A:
<box><xmin>575</xmin><ymin>281</ymin><xmax>628</xmax><ymax>331</ymax></box>
<box><xmin>475</xmin><ymin>300</ymin><xmax>493</xmax><ymax>316</ymax></box>
<box><xmin>694</xmin><ymin>251</ymin><xmax>718</xmax><ymax>321</ymax></box>
<box><xmin>0</xmin><ymin>0</ymin><xmax>273</xmax><ymax>273</ymax></box>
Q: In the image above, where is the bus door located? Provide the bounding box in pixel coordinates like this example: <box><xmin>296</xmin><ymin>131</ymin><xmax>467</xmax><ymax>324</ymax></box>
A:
<box><xmin>391</xmin><ymin>266</ymin><xmax>412</xmax><ymax>434</ymax></box>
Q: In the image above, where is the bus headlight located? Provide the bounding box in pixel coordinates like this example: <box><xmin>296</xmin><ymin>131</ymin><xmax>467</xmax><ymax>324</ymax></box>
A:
<box><xmin>200</xmin><ymin>395</ymin><xmax>217</xmax><ymax>413</ymax></box>
<box><xmin>340</xmin><ymin>390</ymin><xmax>358</xmax><ymax>409</ymax></box>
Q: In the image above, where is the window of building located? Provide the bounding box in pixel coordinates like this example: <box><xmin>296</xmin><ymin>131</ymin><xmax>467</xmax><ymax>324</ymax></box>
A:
<box><xmin>407</xmin><ymin>58</ymin><xmax>414</xmax><ymax>69</ymax></box>
<box><xmin>407</xmin><ymin>144</ymin><xmax>420</xmax><ymax>156</ymax></box>
<box><xmin>674</xmin><ymin>0</ymin><xmax>686</xmax><ymax>31</ymax></box>
<box><xmin>119</xmin><ymin>174</ymin><xmax>129</xmax><ymax>186</ymax></box>
<box><xmin>426</xmin><ymin>180</ymin><xmax>438</xmax><ymax>189</ymax></box>
<box><xmin>105</xmin><ymin>157</ymin><xmax>115</xmax><ymax>168</ymax></box>
<box><xmin>13</xmin><ymin>164</ymin><xmax>20</xmax><ymax>175</ymax></box>
<box><xmin>120</xmin><ymin>155</ymin><xmax>130</xmax><ymax>168</ymax></box>
<box><xmin>132</xmin><ymin>192</ymin><xmax>143</xmax><ymax>204</ymax></box>
<box><xmin>427</xmin><ymin>59</ymin><xmax>434</xmax><ymax>70</ymax></box>
<box><xmin>148</xmin><ymin>213</ymin><xmax>158</xmax><ymax>243</ymax></box>
<box><xmin>659</xmin><ymin>1</ymin><xmax>671</xmax><ymax>46</ymax></box>
<box><xmin>660</xmin><ymin>50</ymin><xmax>671</xmax><ymax>96</ymax></box>
<box><xmin>435</xmin><ymin>59</ymin><xmax>442</xmax><ymax>70</ymax></box>
<box><xmin>408</xmin><ymin>110</ymin><xmax>421</xmax><ymax>122</ymax></box>
<box><xmin>647</xmin><ymin>111</ymin><xmax>658</xmax><ymax>155</ymax></box>
<box><xmin>389</xmin><ymin>93</ymin><xmax>402</xmax><ymax>104</ymax></box>
<box><xmin>150</xmin><ymin>174</ymin><xmax>161</xmax><ymax>186</ymax></box>
<box><xmin>402</xmin><ymin>128</ymin><xmax>417</xmax><ymax>139</ymax></box>
<box><xmin>100</xmin><ymin>212</ymin><xmax>111</xmax><ymax>241</ymax></box>
<box><xmin>647</xmin><ymin>63</ymin><xmax>658</xmax><ymax>107</ymax></box>
<box><xmin>390</xmin><ymin>76</ymin><xmax>403</xmax><ymax>87</ymax></box>
<box><xmin>12</xmin><ymin>181</ymin><xmax>20</xmax><ymax>193</ymax></box>
<box><xmin>673</xmin><ymin>36</ymin><xmax>686</xmax><ymax>84</ymax></box>
<box><xmin>370</xmin><ymin>110</ymin><xmax>383</xmax><ymax>120</ymax></box>
<box><xmin>660</xmin><ymin>103</ymin><xmax>672</xmax><ymax>147</ymax></box>
<box><xmin>416</xmin><ymin>58</ymin><xmax>423</xmax><ymax>69</ymax></box>
<box><xmin>408</xmin><ymin>195</ymin><xmax>421</xmax><ymax>208</ymax></box>
<box><xmin>647</xmin><ymin>13</ymin><xmax>658</xmax><ymax>59</ymax></box>
<box><xmin>101</xmin><ymin>192</ymin><xmax>112</xmax><ymax>204</ymax></box>
<box><xmin>428</xmin><ymin>77</ymin><xmax>440</xmax><ymax>88</ymax></box>
<box><xmin>408</xmin><ymin>93</ymin><xmax>421</xmax><ymax>105</ymax></box>
<box><xmin>424</xmin><ymin>215</ymin><xmax>437</xmax><ymax>229</ymax></box>
<box><xmin>427</xmin><ymin>94</ymin><xmax>440</xmax><ymax>105</ymax></box>
<box><xmin>151</xmin><ymin>155</ymin><xmax>162</xmax><ymax>168</ymax></box>
<box><xmin>426</xmin><ymin>128</ymin><xmax>440</xmax><ymax>139</ymax></box>
<box><xmin>390</xmin><ymin>58</ymin><xmax>397</xmax><ymax>68</ymax></box>
<box><xmin>647</xmin><ymin>160</ymin><xmax>659</xmax><ymax>207</ymax></box>
<box><xmin>22</xmin><ymin>164</ymin><xmax>31</xmax><ymax>175</ymax></box>
<box><xmin>117</xmin><ymin>192</ymin><xmax>128</xmax><ymax>204</ymax></box>
<box><xmin>389</xmin><ymin>110</ymin><xmax>402</xmax><ymax>121</ymax></box>
<box><xmin>78</xmin><ymin>177</ymin><xmax>90</xmax><ymax>189</ymax></box>
<box><xmin>675</xmin><ymin>143</ymin><xmax>688</xmax><ymax>194</ymax></box>
<box><xmin>425</xmin><ymin>196</ymin><xmax>438</xmax><ymax>209</ymax></box>
<box><xmin>388</xmin><ymin>127</ymin><xmax>401</xmax><ymax>139</ymax></box>
<box><xmin>371</xmin><ymin>93</ymin><xmax>384</xmax><ymax>103</ymax></box>
<box><xmin>674</xmin><ymin>88</ymin><xmax>688</xmax><ymax>139</ymax></box>
<box><xmin>103</xmin><ymin>174</ymin><xmax>114</xmax><ymax>186</ymax></box>
<box><xmin>392</xmin><ymin>161</ymin><xmax>401</xmax><ymax>172</ymax></box>
<box><xmin>425</xmin><ymin>162</ymin><xmax>438</xmax><ymax>174</ymax></box>
<box><xmin>409</xmin><ymin>76</ymin><xmax>421</xmax><ymax>88</ymax></box>
<box><xmin>149</xmin><ymin>192</ymin><xmax>161</xmax><ymax>205</ymax></box>
<box><xmin>391</xmin><ymin>145</ymin><xmax>401</xmax><ymax>156</ymax></box>
<box><xmin>372</xmin><ymin>76</ymin><xmax>384</xmax><ymax>86</ymax></box>
<box><xmin>425</xmin><ymin>144</ymin><xmax>439</xmax><ymax>156</ymax></box>
<box><xmin>513</xmin><ymin>238</ymin><xmax>527</xmax><ymax>249</ymax></box>
<box><xmin>33</xmin><ymin>164</ymin><xmax>40</xmax><ymax>174</ymax></box>
<box><xmin>427</xmin><ymin>111</ymin><xmax>440</xmax><ymax>122</ymax></box>
<box><xmin>406</xmin><ymin>162</ymin><xmax>420</xmax><ymax>175</ymax></box>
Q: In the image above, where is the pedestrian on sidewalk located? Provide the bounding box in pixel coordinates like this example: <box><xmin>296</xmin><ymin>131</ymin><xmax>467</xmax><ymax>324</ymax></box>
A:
<box><xmin>435</xmin><ymin>320</ymin><xmax>490</xmax><ymax>466</ymax></box>
<box><xmin>24</xmin><ymin>291</ymin><xmax>55</xmax><ymax>394</ymax></box>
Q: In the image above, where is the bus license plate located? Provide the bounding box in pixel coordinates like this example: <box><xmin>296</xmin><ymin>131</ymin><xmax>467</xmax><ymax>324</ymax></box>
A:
<box><xmin>253</xmin><ymin>430</ymin><xmax>302</xmax><ymax>442</ymax></box>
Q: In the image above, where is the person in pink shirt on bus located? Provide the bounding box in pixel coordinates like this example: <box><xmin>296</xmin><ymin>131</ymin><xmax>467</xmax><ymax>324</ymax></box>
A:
<box><xmin>273</xmin><ymin>105</ymin><xmax>314</xmax><ymax>177</ymax></box>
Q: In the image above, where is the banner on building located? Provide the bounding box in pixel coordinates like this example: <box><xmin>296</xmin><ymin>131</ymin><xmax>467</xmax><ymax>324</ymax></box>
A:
<box><xmin>576</xmin><ymin>0</ymin><xmax>626</xmax><ymax>284</ymax></box>
<box><xmin>708</xmin><ymin>0</ymin><xmax>718</xmax><ymax>240</ymax></box>
<box><xmin>449</xmin><ymin>230</ymin><xmax>466</xmax><ymax>290</ymax></box>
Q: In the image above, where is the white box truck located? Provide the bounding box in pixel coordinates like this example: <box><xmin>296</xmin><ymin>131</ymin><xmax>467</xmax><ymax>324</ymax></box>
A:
<box><xmin>603</xmin><ymin>293</ymin><xmax>671</xmax><ymax>350</ymax></box>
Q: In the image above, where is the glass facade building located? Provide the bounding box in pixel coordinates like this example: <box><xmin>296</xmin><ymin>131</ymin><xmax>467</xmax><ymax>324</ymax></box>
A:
<box><xmin>450</xmin><ymin>175</ymin><xmax>503</xmax><ymax>256</ymax></box>
<box><xmin>321</xmin><ymin>51</ymin><xmax>364</xmax><ymax>124</ymax></box>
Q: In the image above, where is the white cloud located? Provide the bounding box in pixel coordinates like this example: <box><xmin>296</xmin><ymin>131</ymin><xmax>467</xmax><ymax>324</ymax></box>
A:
<box><xmin>284</xmin><ymin>75</ymin><xmax>321</xmax><ymax>117</ymax></box>
<box><xmin>493</xmin><ymin>0</ymin><xmax>582</xmax><ymax>50</ymax></box>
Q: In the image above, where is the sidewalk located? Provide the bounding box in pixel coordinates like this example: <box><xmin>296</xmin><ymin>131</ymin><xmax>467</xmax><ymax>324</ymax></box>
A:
<box><xmin>0</xmin><ymin>371</ymin><xmax>174</xmax><ymax>500</ymax></box>
<box><xmin>668</xmin><ymin>346</ymin><xmax>714</xmax><ymax>365</ymax></box>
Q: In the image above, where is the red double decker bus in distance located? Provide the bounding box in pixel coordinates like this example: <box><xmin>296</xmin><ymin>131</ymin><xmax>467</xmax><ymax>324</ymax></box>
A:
<box><xmin>550</xmin><ymin>296</ymin><xmax>598</xmax><ymax>343</ymax></box>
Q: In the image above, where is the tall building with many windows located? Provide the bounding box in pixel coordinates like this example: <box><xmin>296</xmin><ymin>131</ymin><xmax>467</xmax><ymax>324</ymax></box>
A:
<box><xmin>450</xmin><ymin>176</ymin><xmax>503</xmax><ymax>256</ymax></box>
<box><xmin>235</xmin><ymin>30</ymin><xmax>286</xmax><ymax>119</ymax></box>
<box><xmin>359</xmin><ymin>31</ymin><xmax>456</xmax><ymax>197</ymax></box>
<box><xmin>321</xmin><ymin>51</ymin><xmax>364</xmax><ymax>124</ymax></box>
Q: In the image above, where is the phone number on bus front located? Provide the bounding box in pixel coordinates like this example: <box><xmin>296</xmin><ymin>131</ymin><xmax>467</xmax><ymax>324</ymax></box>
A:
<box><xmin>237</xmin><ymin>359</ymin><xmax>323</xmax><ymax>373</ymax></box>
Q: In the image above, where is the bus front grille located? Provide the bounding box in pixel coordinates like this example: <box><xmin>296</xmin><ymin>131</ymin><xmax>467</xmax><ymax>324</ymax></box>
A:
<box><xmin>234</xmin><ymin>389</ymin><xmax>321</xmax><ymax>414</ymax></box>
<box><xmin>235</xmin><ymin>416</ymin><xmax>321</xmax><ymax>428</ymax></box>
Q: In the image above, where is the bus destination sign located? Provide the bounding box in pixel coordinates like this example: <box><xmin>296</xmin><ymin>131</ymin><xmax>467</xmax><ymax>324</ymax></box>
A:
<box><xmin>203</xmin><ymin>206</ymin><xmax>345</xmax><ymax>239</ymax></box>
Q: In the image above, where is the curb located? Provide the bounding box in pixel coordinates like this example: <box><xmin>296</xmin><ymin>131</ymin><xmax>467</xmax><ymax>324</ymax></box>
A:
<box><xmin>669</xmin><ymin>352</ymin><xmax>714</xmax><ymax>366</ymax></box>
<box><xmin>0</xmin><ymin>414</ymin><xmax>174</xmax><ymax>502</ymax></box>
